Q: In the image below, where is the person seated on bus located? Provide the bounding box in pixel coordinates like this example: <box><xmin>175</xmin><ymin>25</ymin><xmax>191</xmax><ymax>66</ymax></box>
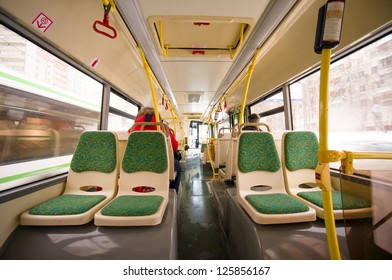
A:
<box><xmin>243</xmin><ymin>113</ymin><xmax>261</xmax><ymax>131</ymax></box>
<box><xmin>128</xmin><ymin>107</ymin><xmax>182</xmax><ymax>193</ymax></box>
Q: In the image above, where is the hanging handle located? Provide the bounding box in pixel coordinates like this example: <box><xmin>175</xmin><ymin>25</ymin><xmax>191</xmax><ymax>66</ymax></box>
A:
<box><xmin>93</xmin><ymin>2</ymin><xmax>117</xmax><ymax>39</ymax></box>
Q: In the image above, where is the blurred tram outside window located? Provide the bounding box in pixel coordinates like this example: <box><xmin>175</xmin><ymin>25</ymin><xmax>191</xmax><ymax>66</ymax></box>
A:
<box><xmin>0</xmin><ymin>24</ymin><xmax>102</xmax><ymax>191</ymax></box>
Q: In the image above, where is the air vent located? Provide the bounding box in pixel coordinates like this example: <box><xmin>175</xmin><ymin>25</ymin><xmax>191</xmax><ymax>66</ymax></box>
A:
<box><xmin>187</xmin><ymin>92</ymin><xmax>203</xmax><ymax>103</ymax></box>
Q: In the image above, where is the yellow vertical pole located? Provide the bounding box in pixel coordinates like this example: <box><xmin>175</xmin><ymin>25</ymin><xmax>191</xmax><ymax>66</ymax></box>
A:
<box><xmin>171</xmin><ymin>107</ymin><xmax>177</xmax><ymax>134</ymax></box>
<box><xmin>239</xmin><ymin>48</ymin><xmax>260</xmax><ymax>125</ymax></box>
<box><xmin>139</xmin><ymin>47</ymin><xmax>160</xmax><ymax>123</ymax></box>
<box><xmin>316</xmin><ymin>48</ymin><xmax>341</xmax><ymax>260</ymax></box>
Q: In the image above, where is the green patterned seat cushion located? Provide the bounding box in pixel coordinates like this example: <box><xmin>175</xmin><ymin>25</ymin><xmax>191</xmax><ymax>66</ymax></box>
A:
<box><xmin>122</xmin><ymin>132</ymin><xmax>168</xmax><ymax>173</ymax></box>
<box><xmin>70</xmin><ymin>131</ymin><xmax>117</xmax><ymax>173</ymax></box>
<box><xmin>101</xmin><ymin>195</ymin><xmax>163</xmax><ymax>216</ymax></box>
<box><xmin>297</xmin><ymin>190</ymin><xmax>371</xmax><ymax>209</ymax></box>
<box><xmin>238</xmin><ymin>132</ymin><xmax>280</xmax><ymax>173</ymax></box>
<box><xmin>284</xmin><ymin>131</ymin><xmax>318</xmax><ymax>171</ymax></box>
<box><xmin>201</xmin><ymin>143</ymin><xmax>206</xmax><ymax>153</ymax></box>
<box><xmin>28</xmin><ymin>194</ymin><xmax>106</xmax><ymax>215</ymax></box>
<box><xmin>245</xmin><ymin>193</ymin><xmax>309</xmax><ymax>214</ymax></box>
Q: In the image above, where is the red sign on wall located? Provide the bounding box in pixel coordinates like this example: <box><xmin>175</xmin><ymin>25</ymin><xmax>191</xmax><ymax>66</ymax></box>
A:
<box><xmin>91</xmin><ymin>57</ymin><xmax>101</xmax><ymax>69</ymax></box>
<box><xmin>32</xmin><ymin>12</ymin><xmax>53</xmax><ymax>33</ymax></box>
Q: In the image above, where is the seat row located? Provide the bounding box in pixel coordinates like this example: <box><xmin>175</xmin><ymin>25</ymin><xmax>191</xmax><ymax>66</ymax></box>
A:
<box><xmin>214</xmin><ymin>124</ymin><xmax>372</xmax><ymax>224</ymax></box>
<box><xmin>20</xmin><ymin>123</ymin><xmax>173</xmax><ymax>227</ymax></box>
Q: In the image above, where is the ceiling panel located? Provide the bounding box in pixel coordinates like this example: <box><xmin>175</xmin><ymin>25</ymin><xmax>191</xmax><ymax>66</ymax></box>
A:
<box><xmin>161</xmin><ymin>61</ymin><xmax>233</xmax><ymax>92</ymax></box>
<box><xmin>135</xmin><ymin>0</ymin><xmax>271</xmax><ymax>118</ymax></box>
<box><xmin>137</xmin><ymin>0</ymin><xmax>270</xmax><ymax>19</ymax></box>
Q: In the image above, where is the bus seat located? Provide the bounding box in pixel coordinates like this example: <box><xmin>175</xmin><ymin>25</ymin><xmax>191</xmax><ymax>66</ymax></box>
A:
<box><xmin>166</xmin><ymin>133</ymin><xmax>175</xmax><ymax>181</ymax></box>
<box><xmin>113</xmin><ymin>128</ymin><xmax>175</xmax><ymax>181</ymax></box>
<box><xmin>221</xmin><ymin>123</ymin><xmax>273</xmax><ymax>182</ymax></box>
<box><xmin>112</xmin><ymin>130</ymin><xmax>129</xmax><ymax>169</ymax></box>
<box><xmin>202</xmin><ymin>141</ymin><xmax>212</xmax><ymax>165</ymax></box>
<box><xmin>94</xmin><ymin>129</ymin><xmax>170</xmax><ymax>226</ymax></box>
<box><xmin>236</xmin><ymin>131</ymin><xmax>316</xmax><ymax>224</ymax></box>
<box><xmin>200</xmin><ymin>142</ymin><xmax>206</xmax><ymax>163</ymax></box>
<box><xmin>271</xmin><ymin>130</ymin><xmax>287</xmax><ymax>160</ymax></box>
<box><xmin>215</xmin><ymin>128</ymin><xmax>232</xmax><ymax>172</ymax></box>
<box><xmin>281</xmin><ymin>131</ymin><xmax>372</xmax><ymax>219</ymax></box>
<box><xmin>219</xmin><ymin>131</ymin><xmax>238</xmax><ymax>181</ymax></box>
<box><xmin>20</xmin><ymin>131</ymin><xmax>119</xmax><ymax>226</ymax></box>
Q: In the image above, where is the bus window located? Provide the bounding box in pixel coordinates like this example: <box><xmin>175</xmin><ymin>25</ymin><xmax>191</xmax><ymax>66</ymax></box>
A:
<box><xmin>250</xmin><ymin>91</ymin><xmax>285</xmax><ymax>131</ymax></box>
<box><xmin>0</xmin><ymin>24</ymin><xmax>102</xmax><ymax>191</ymax></box>
<box><xmin>189</xmin><ymin>121</ymin><xmax>209</xmax><ymax>149</ymax></box>
<box><xmin>108</xmin><ymin>91</ymin><xmax>138</xmax><ymax>130</ymax></box>
<box><xmin>290</xmin><ymin>32</ymin><xmax>392</xmax><ymax>152</ymax></box>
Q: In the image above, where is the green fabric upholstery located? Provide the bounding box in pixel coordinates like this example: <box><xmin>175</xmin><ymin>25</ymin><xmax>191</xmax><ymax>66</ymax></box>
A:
<box><xmin>284</xmin><ymin>131</ymin><xmax>319</xmax><ymax>171</ymax></box>
<box><xmin>101</xmin><ymin>195</ymin><xmax>163</xmax><ymax>216</ymax></box>
<box><xmin>238</xmin><ymin>132</ymin><xmax>280</xmax><ymax>173</ymax></box>
<box><xmin>28</xmin><ymin>194</ymin><xmax>106</xmax><ymax>215</ymax></box>
<box><xmin>122</xmin><ymin>132</ymin><xmax>168</xmax><ymax>174</ymax></box>
<box><xmin>298</xmin><ymin>190</ymin><xmax>371</xmax><ymax>209</ymax></box>
<box><xmin>201</xmin><ymin>143</ymin><xmax>206</xmax><ymax>153</ymax></box>
<box><xmin>245</xmin><ymin>193</ymin><xmax>309</xmax><ymax>214</ymax></box>
<box><xmin>70</xmin><ymin>131</ymin><xmax>117</xmax><ymax>173</ymax></box>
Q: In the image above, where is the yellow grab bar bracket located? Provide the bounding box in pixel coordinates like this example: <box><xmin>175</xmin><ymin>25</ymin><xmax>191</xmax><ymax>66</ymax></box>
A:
<box><xmin>318</xmin><ymin>150</ymin><xmax>342</xmax><ymax>163</ymax></box>
<box><xmin>340</xmin><ymin>150</ymin><xmax>354</xmax><ymax>175</ymax></box>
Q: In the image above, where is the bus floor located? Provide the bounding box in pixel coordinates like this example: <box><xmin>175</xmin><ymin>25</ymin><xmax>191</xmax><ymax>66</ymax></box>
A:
<box><xmin>177</xmin><ymin>152</ymin><xmax>229</xmax><ymax>259</ymax></box>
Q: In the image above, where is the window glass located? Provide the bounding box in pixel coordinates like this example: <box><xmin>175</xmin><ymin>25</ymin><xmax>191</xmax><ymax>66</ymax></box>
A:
<box><xmin>290</xmin><ymin>72</ymin><xmax>320</xmax><ymax>132</ymax></box>
<box><xmin>217</xmin><ymin>116</ymin><xmax>230</xmax><ymax>135</ymax></box>
<box><xmin>251</xmin><ymin>92</ymin><xmax>284</xmax><ymax>113</ymax></box>
<box><xmin>260</xmin><ymin>112</ymin><xmax>285</xmax><ymax>131</ymax></box>
<box><xmin>0</xmin><ymin>25</ymin><xmax>102</xmax><ymax>190</ymax></box>
<box><xmin>250</xmin><ymin>91</ymin><xmax>284</xmax><ymax>131</ymax></box>
<box><xmin>109</xmin><ymin>93</ymin><xmax>138</xmax><ymax>116</ymax></box>
<box><xmin>108</xmin><ymin>92</ymin><xmax>138</xmax><ymax>131</ymax></box>
<box><xmin>200</xmin><ymin>123</ymin><xmax>209</xmax><ymax>143</ymax></box>
<box><xmin>108</xmin><ymin>113</ymin><xmax>134</xmax><ymax>131</ymax></box>
<box><xmin>290</xmin><ymin>33</ymin><xmax>392</xmax><ymax>152</ymax></box>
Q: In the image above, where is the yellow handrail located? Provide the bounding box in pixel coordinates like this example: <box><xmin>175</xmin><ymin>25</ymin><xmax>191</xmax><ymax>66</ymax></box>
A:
<box><xmin>171</xmin><ymin>109</ymin><xmax>176</xmax><ymax>134</ymax></box>
<box><xmin>239</xmin><ymin>48</ymin><xmax>261</xmax><ymax>125</ymax></box>
<box><xmin>141</xmin><ymin>60</ymin><xmax>180</xmax><ymax>122</ymax></box>
<box><xmin>229</xmin><ymin>23</ymin><xmax>245</xmax><ymax>59</ymax></box>
<box><xmin>159</xmin><ymin>21</ymin><xmax>169</xmax><ymax>59</ymax></box>
<box><xmin>138</xmin><ymin>47</ymin><xmax>160</xmax><ymax>124</ymax></box>
<box><xmin>340</xmin><ymin>151</ymin><xmax>392</xmax><ymax>175</ymax></box>
<box><xmin>203</xmin><ymin>71</ymin><xmax>250</xmax><ymax>125</ymax></box>
<box><xmin>316</xmin><ymin>48</ymin><xmax>341</xmax><ymax>260</ymax></box>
